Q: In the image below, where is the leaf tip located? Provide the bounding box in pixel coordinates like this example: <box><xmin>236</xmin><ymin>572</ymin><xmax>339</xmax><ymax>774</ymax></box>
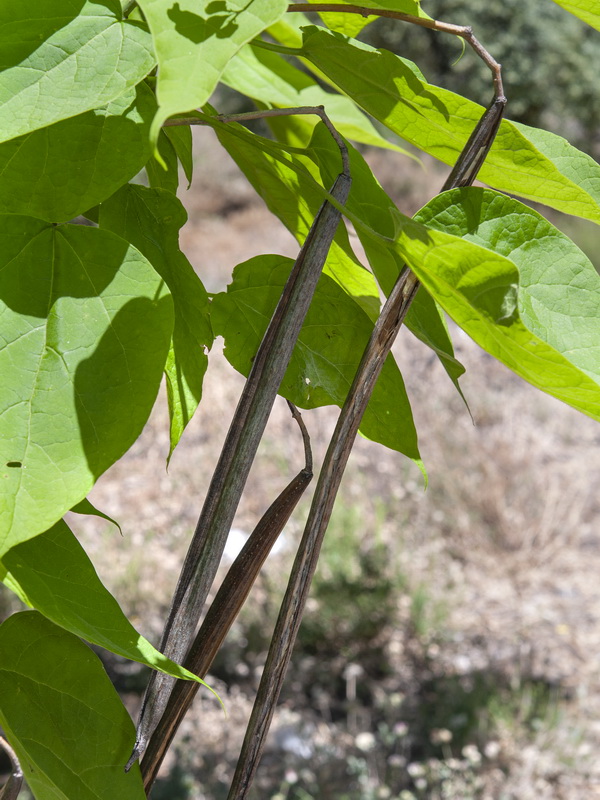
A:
<box><xmin>415</xmin><ymin>458</ymin><xmax>428</xmax><ymax>490</ymax></box>
<box><xmin>150</xmin><ymin>116</ymin><xmax>169</xmax><ymax>170</ymax></box>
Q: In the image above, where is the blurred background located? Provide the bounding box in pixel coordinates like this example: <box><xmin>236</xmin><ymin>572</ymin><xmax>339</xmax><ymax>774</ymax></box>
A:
<box><xmin>3</xmin><ymin>1</ymin><xmax>599</xmax><ymax>798</ymax></box>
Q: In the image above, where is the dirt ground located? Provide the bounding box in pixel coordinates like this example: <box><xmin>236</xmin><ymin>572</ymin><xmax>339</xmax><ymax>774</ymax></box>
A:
<box><xmin>70</xmin><ymin>129</ymin><xmax>600</xmax><ymax>799</ymax></box>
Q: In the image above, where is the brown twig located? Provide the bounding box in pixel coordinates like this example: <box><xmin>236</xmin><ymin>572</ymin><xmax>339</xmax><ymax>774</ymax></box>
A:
<box><xmin>287</xmin><ymin>4</ymin><xmax>505</xmax><ymax>100</ymax></box>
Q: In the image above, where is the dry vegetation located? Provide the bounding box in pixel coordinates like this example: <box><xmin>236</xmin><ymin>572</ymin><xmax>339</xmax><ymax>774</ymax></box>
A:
<box><xmin>43</xmin><ymin>131</ymin><xmax>600</xmax><ymax>798</ymax></box>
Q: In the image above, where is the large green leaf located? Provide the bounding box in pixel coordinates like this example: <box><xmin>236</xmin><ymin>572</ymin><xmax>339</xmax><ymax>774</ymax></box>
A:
<box><xmin>210</xmin><ymin>116</ymin><xmax>381</xmax><ymax>320</ymax></box>
<box><xmin>550</xmin><ymin>0</ymin><xmax>600</xmax><ymax>29</ymax></box>
<box><xmin>306</xmin><ymin>0</ymin><xmax>431</xmax><ymax>37</ymax></box>
<box><xmin>300</xmin><ymin>27</ymin><xmax>600</xmax><ymax>225</ymax></box>
<box><xmin>135</xmin><ymin>0</ymin><xmax>287</xmax><ymax>146</ymax></box>
<box><xmin>0</xmin><ymin>0</ymin><xmax>155</xmax><ymax>144</ymax></box>
<box><xmin>340</xmin><ymin>195</ymin><xmax>600</xmax><ymax>421</ymax></box>
<box><xmin>0</xmin><ymin>520</ymin><xmax>211</xmax><ymax>686</ymax></box>
<box><xmin>211</xmin><ymin>255</ymin><xmax>422</xmax><ymax>463</ymax></box>
<box><xmin>222</xmin><ymin>44</ymin><xmax>413</xmax><ymax>154</ymax></box>
<box><xmin>99</xmin><ymin>185</ymin><xmax>212</xmax><ymax>458</ymax></box>
<box><xmin>0</xmin><ymin>611</ymin><xmax>146</xmax><ymax>800</ymax></box>
<box><xmin>0</xmin><ymin>83</ymin><xmax>155</xmax><ymax>223</ymax></box>
<box><xmin>416</xmin><ymin>187</ymin><xmax>600</xmax><ymax>387</ymax></box>
<box><xmin>0</xmin><ymin>219</ymin><xmax>173</xmax><ymax>554</ymax></box>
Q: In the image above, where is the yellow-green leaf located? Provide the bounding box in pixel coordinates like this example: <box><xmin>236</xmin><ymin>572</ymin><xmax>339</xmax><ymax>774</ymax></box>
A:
<box><xmin>0</xmin><ymin>0</ymin><xmax>155</xmax><ymax>144</ymax></box>
<box><xmin>550</xmin><ymin>0</ymin><xmax>600</xmax><ymax>29</ymax></box>
<box><xmin>0</xmin><ymin>520</ymin><xmax>214</xmax><ymax>686</ymax></box>
<box><xmin>0</xmin><ymin>219</ymin><xmax>173</xmax><ymax>553</ymax></box>
<box><xmin>300</xmin><ymin>27</ymin><xmax>600</xmax><ymax>225</ymax></box>
<box><xmin>136</xmin><ymin>0</ymin><xmax>287</xmax><ymax>149</ymax></box>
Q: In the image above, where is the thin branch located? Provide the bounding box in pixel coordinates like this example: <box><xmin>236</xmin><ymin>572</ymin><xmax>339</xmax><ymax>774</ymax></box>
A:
<box><xmin>165</xmin><ymin>105</ymin><xmax>350</xmax><ymax>177</ymax></box>
<box><xmin>141</xmin><ymin>405</ymin><xmax>313</xmax><ymax>789</ymax></box>
<box><xmin>287</xmin><ymin>400</ymin><xmax>313</xmax><ymax>474</ymax></box>
<box><xmin>0</xmin><ymin>738</ymin><xmax>23</xmax><ymax>800</ymax></box>
<box><xmin>287</xmin><ymin>4</ymin><xmax>505</xmax><ymax>100</ymax></box>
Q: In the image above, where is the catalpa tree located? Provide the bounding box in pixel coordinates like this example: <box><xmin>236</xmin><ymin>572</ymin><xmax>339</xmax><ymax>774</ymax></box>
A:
<box><xmin>0</xmin><ymin>1</ymin><xmax>599</xmax><ymax>798</ymax></box>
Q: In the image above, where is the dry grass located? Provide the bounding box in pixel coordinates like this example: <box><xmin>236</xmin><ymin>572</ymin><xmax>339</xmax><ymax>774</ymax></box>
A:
<box><xmin>66</xmin><ymin>129</ymin><xmax>600</xmax><ymax>798</ymax></box>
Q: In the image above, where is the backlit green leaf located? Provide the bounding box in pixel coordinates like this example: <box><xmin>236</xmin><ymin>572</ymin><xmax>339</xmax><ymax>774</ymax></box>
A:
<box><xmin>100</xmin><ymin>185</ymin><xmax>212</xmax><ymax>458</ymax></box>
<box><xmin>416</xmin><ymin>187</ymin><xmax>600</xmax><ymax>388</ymax></box>
<box><xmin>212</xmin><ymin>255</ymin><xmax>421</xmax><ymax>463</ymax></box>
<box><xmin>0</xmin><ymin>611</ymin><xmax>146</xmax><ymax>800</ymax></box>
<box><xmin>136</xmin><ymin>0</ymin><xmax>287</xmax><ymax>147</ymax></box>
<box><xmin>300</xmin><ymin>27</ymin><xmax>600</xmax><ymax>224</ymax></box>
<box><xmin>0</xmin><ymin>520</ymin><xmax>213</xmax><ymax>686</ymax></box>
<box><xmin>0</xmin><ymin>0</ymin><xmax>155</xmax><ymax>143</ymax></box>
<box><xmin>0</xmin><ymin>83</ymin><xmax>155</xmax><ymax>223</ymax></box>
<box><xmin>0</xmin><ymin>219</ymin><xmax>173</xmax><ymax>553</ymax></box>
<box><xmin>550</xmin><ymin>0</ymin><xmax>600</xmax><ymax>29</ymax></box>
<box><xmin>307</xmin><ymin>0</ymin><xmax>432</xmax><ymax>37</ymax></box>
<box><xmin>340</xmin><ymin>195</ymin><xmax>600</xmax><ymax>421</ymax></box>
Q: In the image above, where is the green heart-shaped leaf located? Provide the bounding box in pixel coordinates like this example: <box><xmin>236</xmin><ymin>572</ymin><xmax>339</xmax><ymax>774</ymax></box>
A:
<box><xmin>0</xmin><ymin>0</ymin><xmax>155</xmax><ymax>143</ymax></box>
<box><xmin>212</xmin><ymin>254</ymin><xmax>422</xmax><ymax>465</ymax></box>
<box><xmin>0</xmin><ymin>219</ymin><xmax>173</xmax><ymax>553</ymax></box>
